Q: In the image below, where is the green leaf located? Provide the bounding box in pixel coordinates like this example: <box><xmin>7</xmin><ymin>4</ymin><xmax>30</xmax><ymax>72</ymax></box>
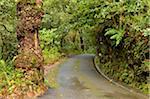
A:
<box><xmin>105</xmin><ymin>28</ymin><xmax>117</xmax><ymax>36</ymax></box>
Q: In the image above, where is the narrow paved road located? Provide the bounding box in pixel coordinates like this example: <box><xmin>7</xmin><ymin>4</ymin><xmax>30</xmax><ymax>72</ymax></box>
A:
<box><xmin>40</xmin><ymin>54</ymin><xmax>148</xmax><ymax>99</ymax></box>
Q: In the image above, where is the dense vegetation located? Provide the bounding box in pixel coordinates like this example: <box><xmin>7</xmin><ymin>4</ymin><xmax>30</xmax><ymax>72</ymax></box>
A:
<box><xmin>43</xmin><ymin>0</ymin><xmax>149</xmax><ymax>94</ymax></box>
<box><xmin>0</xmin><ymin>0</ymin><xmax>149</xmax><ymax>97</ymax></box>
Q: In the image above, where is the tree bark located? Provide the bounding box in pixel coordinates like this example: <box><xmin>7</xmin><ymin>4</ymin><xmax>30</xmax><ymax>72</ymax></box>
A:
<box><xmin>80</xmin><ymin>36</ymin><xmax>84</xmax><ymax>51</ymax></box>
<box><xmin>15</xmin><ymin>0</ymin><xmax>47</xmax><ymax>96</ymax></box>
<box><xmin>78</xmin><ymin>30</ymin><xmax>84</xmax><ymax>51</ymax></box>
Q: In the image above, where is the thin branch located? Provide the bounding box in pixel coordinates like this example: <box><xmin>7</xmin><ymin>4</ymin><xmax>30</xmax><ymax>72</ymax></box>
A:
<box><xmin>0</xmin><ymin>23</ymin><xmax>13</xmax><ymax>33</ymax></box>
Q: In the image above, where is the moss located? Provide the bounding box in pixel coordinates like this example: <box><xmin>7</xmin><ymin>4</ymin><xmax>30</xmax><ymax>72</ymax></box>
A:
<box><xmin>15</xmin><ymin>52</ymin><xmax>41</xmax><ymax>69</ymax></box>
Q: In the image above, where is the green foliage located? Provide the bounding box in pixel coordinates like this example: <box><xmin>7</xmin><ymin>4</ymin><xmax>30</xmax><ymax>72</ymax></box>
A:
<box><xmin>42</xmin><ymin>47</ymin><xmax>61</xmax><ymax>64</ymax></box>
<box><xmin>40</xmin><ymin>28</ymin><xmax>60</xmax><ymax>49</ymax></box>
<box><xmin>105</xmin><ymin>28</ymin><xmax>125</xmax><ymax>46</ymax></box>
<box><xmin>0</xmin><ymin>0</ymin><xmax>17</xmax><ymax>61</ymax></box>
<box><xmin>0</xmin><ymin>0</ymin><xmax>149</xmax><ymax>96</ymax></box>
<box><xmin>42</xmin><ymin>1</ymin><xmax>149</xmax><ymax>94</ymax></box>
<box><xmin>0</xmin><ymin>59</ymin><xmax>47</xmax><ymax>96</ymax></box>
<box><xmin>0</xmin><ymin>0</ymin><xmax>47</xmax><ymax>97</ymax></box>
<box><xmin>52</xmin><ymin>0</ymin><xmax>149</xmax><ymax>94</ymax></box>
<box><xmin>42</xmin><ymin>0</ymin><xmax>97</xmax><ymax>53</ymax></box>
<box><xmin>40</xmin><ymin>28</ymin><xmax>61</xmax><ymax>64</ymax></box>
<box><xmin>0</xmin><ymin>60</ymin><xmax>23</xmax><ymax>95</ymax></box>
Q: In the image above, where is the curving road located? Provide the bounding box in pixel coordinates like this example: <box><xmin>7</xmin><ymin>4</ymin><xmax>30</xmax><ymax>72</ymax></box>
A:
<box><xmin>39</xmin><ymin>54</ymin><xmax>148</xmax><ymax>99</ymax></box>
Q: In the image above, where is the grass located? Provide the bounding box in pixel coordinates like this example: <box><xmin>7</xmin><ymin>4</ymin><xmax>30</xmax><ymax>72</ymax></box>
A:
<box><xmin>44</xmin><ymin>66</ymin><xmax>59</xmax><ymax>88</ymax></box>
<box><xmin>44</xmin><ymin>57</ymin><xmax>67</xmax><ymax>89</ymax></box>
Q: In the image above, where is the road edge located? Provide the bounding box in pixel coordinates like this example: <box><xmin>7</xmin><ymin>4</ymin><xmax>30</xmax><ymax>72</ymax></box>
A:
<box><xmin>93</xmin><ymin>56</ymin><xmax>148</xmax><ymax>99</ymax></box>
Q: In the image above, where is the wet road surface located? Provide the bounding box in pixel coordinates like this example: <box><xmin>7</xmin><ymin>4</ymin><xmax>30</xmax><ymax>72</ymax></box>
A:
<box><xmin>39</xmin><ymin>54</ymin><xmax>148</xmax><ymax>99</ymax></box>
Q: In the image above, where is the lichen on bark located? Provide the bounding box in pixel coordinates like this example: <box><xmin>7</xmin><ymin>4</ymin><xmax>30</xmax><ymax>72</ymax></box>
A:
<box><xmin>14</xmin><ymin>0</ymin><xmax>47</xmax><ymax>97</ymax></box>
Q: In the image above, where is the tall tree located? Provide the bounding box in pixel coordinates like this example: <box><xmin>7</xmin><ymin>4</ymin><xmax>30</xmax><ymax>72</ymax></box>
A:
<box><xmin>15</xmin><ymin>0</ymin><xmax>47</xmax><ymax>96</ymax></box>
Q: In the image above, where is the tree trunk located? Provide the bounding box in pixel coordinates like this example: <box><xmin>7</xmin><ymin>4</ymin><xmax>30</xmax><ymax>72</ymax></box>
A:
<box><xmin>78</xmin><ymin>30</ymin><xmax>84</xmax><ymax>51</ymax></box>
<box><xmin>15</xmin><ymin>0</ymin><xmax>47</xmax><ymax>96</ymax></box>
<box><xmin>80</xmin><ymin>36</ymin><xmax>84</xmax><ymax>51</ymax></box>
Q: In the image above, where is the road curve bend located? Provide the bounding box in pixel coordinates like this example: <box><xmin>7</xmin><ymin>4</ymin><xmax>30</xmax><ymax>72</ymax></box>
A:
<box><xmin>40</xmin><ymin>54</ymin><xmax>148</xmax><ymax>99</ymax></box>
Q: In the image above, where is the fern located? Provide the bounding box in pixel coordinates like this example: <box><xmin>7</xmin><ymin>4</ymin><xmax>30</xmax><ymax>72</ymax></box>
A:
<box><xmin>105</xmin><ymin>28</ymin><xmax>125</xmax><ymax>46</ymax></box>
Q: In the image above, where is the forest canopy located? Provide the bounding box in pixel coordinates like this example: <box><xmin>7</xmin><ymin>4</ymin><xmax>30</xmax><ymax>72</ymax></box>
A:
<box><xmin>0</xmin><ymin>0</ymin><xmax>149</xmax><ymax>98</ymax></box>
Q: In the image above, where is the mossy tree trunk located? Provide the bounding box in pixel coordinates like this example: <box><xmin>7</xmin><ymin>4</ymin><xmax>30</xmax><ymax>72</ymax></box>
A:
<box><xmin>15</xmin><ymin>0</ymin><xmax>47</xmax><ymax>96</ymax></box>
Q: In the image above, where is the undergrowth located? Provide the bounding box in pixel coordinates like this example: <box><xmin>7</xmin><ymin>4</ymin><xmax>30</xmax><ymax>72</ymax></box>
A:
<box><xmin>0</xmin><ymin>60</ymin><xmax>47</xmax><ymax>97</ymax></box>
